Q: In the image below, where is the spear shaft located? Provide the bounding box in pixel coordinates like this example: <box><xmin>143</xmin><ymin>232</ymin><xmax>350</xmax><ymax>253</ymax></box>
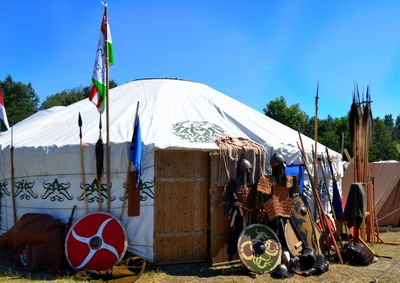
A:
<box><xmin>96</xmin><ymin>114</ymin><xmax>103</xmax><ymax>211</ymax></box>
<box><xmin>10</xmin><ymin>127</ymin><xmax>17</xmax><ymax>224</ymax></box>
<box><xmin>78</xmin><ymin>113</ymin><xmax>88</xmax><ymax>214</ymax></box>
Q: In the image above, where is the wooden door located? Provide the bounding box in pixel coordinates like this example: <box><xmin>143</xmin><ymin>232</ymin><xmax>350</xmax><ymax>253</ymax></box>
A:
<box><xmin>154</xmin><ymin>150</ymin><xmax>209</xmax><ymax>264</ymax></box>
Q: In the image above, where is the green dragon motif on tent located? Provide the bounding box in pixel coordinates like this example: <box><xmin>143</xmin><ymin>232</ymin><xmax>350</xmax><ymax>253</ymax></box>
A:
<box><xmin>78</xmin><ymin>179</ymin><xmax>116</xmax><ymax>203</ymax></box>
<box><xmin>41</xmin><ymin>179</ymin><xmax>73</xmax><ymax>202</ymax></box>
<box><xmin>172</xmin><ymin>121</ymin><xmax>226</xmax><ymax>143</ymax></box>
<box><xmin>15</xmin><ymin>179</ymin><xmax>37</xmax><ymax>200</ymax></box>
<box><xmin>120</xmin><ymin>180</ymin><xmax>155</xmax><ymax>201</ymax></box>
<box><xmin>0</xmin><ymin>181</ymin><xmax>10</xmax><ymax>199</ymax></box>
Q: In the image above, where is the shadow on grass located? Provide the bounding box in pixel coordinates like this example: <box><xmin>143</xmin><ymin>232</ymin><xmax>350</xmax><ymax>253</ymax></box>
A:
<box><xmin>145</xmin><ymin>261</ymin><xmax>250</xmax><ymax>279</ymax></box>
<box><xmin>0</xmin><ymin>248</ymin><xmax>76</xmax><ymax>281</ymax></box>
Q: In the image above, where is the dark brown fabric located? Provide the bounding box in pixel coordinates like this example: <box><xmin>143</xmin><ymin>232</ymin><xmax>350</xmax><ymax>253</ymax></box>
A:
<box><xmin>128</xmin><ymin>171</ymin><xmax>140</xmax><ymax>217</ymax></box>
<box><xmin>215</xmin><ymin>136</ymin><xmax>266</xmax><ymax>186</ymax></box>
<box><xmin>0</xmin><ymin>213</ymin><xmax>65</xmax><ymax>273</ymax></box>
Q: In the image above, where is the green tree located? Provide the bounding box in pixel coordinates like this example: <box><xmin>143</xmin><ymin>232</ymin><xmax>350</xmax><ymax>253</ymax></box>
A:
<box><xmin>393</xmin><ymin>115</ymin><xmax>400</xmax><ymax>140</ymax></box>
<box><xmin>263</xmin><ymin>96</ymin><xmax>309</xmax><ymax>132</ymax></box>
<box><xmin>369</xmin><ymin>117</ymin><xmax>393</xmax><ymax>161</ymax></box>
<box><xmin>0</xmin><ymin>75</ymin><xmax>39</xmax><ymax>126</ymax></box>
<box><xmin>40</xmin><ymin>87</ymin><xmax>85</xmax><ymax>110</ymax></box>
<box><xmin>40</xmin><ymin>80</ymin><xmax>118</xmax><ymax>110</ymax></box>
<box><xmin>383</xmin><ymin>114</ymin><xmax>394</xmax><ymax>131</ymax></box>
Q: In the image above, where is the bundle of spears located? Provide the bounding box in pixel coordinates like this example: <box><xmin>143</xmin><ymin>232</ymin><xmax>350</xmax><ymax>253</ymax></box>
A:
<box><xmin>348</xmin><ymin>85</ymin><xmax>377</xmax><ymax>243</ymax></box>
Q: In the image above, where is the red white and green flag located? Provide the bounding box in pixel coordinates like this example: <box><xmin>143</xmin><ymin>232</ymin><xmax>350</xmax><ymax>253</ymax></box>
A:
<box><xmin>89</xmin><ymin>4</ymin><xmax>114</xmax><ymax>113</ymax></box>
<box><xmin>0</xmin><ymin>87</ymin><xmax>9</xmax><ymax>132</ymax></box>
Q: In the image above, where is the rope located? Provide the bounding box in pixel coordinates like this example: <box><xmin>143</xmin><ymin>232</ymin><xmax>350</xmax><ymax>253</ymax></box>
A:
<box><xmin>377</xmin><ymin>207</ymin><xmax>400</xmax><ymax>222</ymax></box>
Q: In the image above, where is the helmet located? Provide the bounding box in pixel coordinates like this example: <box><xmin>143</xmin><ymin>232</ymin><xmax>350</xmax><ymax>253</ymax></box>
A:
<box><xmin>299</xmin><ymin>248</ymin><xmax>316</xmax><ymax>269</ymax></box>
<box><xmin>271</xmin><ymin>264</ymin><xmax>290</xmax><ymax>279</ymax></box>
<box><xmin>270</xmin><ymin>153</ymin><xmax>285</xmax><ymax>166</ymax></box>
<box><xmin>239</xmin><ymin>158</ymin><xmax>252</xmax><ymax>171</ymax></box>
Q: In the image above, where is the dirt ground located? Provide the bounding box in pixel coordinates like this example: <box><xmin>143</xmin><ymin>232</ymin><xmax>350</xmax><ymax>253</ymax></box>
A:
<box><xmin>137</xmin><ymin>231</ymin><xmax>400</xmax><ymax>283</ymax></box>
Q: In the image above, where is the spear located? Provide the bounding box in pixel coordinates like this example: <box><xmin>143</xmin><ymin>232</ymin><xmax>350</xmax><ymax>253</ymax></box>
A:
<box><xmin>78</xmin><ymin>112</ymin><xmax>88</xmax><ymax>214</ymax></box>
<box><xmin>297</xmin><ymin>133</ymin><xmax>343</xmax><ymax>264</ymax></box>
<box><xmin>96</xmin><ymin>114</ymin><xmax>104</xmax><ymax>211</ymax></box>
<box><xmin>318</xmin><ymin>155</ymin><xmax>336</xmax><ymax>222</ymax></box>
<box><xmin>313</xmin><ymin>82</ymin><xmax>320</xmax><ymax>219</ymax></box>
<box><xmin>10</xmin><ymin>127</ymin><xmax>17</xmax><ymax>224</ymax></box>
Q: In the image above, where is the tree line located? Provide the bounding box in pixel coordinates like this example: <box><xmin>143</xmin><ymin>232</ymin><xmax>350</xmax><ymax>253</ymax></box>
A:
<box><xmin>264</xmin><ymin>96</ymin><xmax>400</xmax><ymax>161</ymax></box>
<box><xmin>1</xmin><ymin>75</ymin><xmax>399</xmax><ymax>161</ymax></box>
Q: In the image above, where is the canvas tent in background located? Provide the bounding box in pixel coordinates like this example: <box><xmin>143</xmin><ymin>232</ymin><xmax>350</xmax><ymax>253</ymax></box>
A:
<box><xmin>343</xmin><ymin>161</ymin><xmax>400</xmax><ymax>227</ymax></box>
<box><xmin>0</xmin><ymin>78</ymin><xmax>342</xmax><ymax>263</ymax></box>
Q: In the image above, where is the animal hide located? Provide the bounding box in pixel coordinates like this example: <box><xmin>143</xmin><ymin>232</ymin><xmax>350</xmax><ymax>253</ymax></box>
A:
<box><xmin>0</xmin><ymin>213</ymin><xmax>65</xmax><ymax>273</ymax></box>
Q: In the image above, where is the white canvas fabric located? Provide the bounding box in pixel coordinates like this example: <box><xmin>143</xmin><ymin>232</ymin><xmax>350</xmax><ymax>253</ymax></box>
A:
<box><xmin>0</xmin><ymin>78</ymin><xmax>342</xmax><ymax>261</ymax></box>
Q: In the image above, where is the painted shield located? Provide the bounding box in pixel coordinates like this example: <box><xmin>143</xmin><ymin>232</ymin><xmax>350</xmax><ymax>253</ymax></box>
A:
<box><xmin>65</xmin><ymin>212</ymin><xmax>127</xmax><ymax>271</ymax></box>
<box><xmin>237</xmin><ymin>224</ymin><xmax>282</xmax><ymax>274</ymax></box>
<box><xmin>290</xmin><ymin>194</ymin><xmax>321</xmax><ymax>254</ymax></box>
<box><xmin>284</xmin><ymin>220</ymin><xmax>304</xmax><ymax>257</ymax></box>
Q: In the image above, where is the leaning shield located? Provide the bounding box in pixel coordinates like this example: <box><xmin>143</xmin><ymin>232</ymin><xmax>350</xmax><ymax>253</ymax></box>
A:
<box><xmin>290</xmin><ymin>194</ymin><xmax>321</xmax><ymax>254</ymax></box>
<box><xmin>65</xmin><ymin>212</ymin><xmax>127</xmax><ymax>271</ymax></box>
<box><xmin>237</xmin><ymin>224</ymin><xmax>282</xmax><ymax>274</ymax></box>
<box><xmin>284</xmin><ymin>220</ymin><xmax>304</xmax><ymax>257</ymax></box>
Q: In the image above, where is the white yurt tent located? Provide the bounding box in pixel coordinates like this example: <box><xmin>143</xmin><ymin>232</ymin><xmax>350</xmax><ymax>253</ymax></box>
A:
<box><xmin>0</xmin><ymin>78</ymin><xmax>342</xmax><ymax>263</ymax></box>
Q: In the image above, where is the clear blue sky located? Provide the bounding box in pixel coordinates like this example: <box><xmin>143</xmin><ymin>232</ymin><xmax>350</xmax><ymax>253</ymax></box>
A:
<box><xmin>1</xmin><ymin>0</ymin><xmax>400</xmax><ymax>119</ymax></box>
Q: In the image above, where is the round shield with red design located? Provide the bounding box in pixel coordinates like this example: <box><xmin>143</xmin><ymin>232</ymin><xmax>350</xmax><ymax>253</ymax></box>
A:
<box><xmin>65</xmin><ymin>212</ymin><xmax>127</xmax><ymax>271</ymax></box>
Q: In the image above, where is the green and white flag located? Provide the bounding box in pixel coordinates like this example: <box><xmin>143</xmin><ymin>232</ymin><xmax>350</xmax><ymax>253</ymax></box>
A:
<box><xmin>89</xmin><ymin>3</ymin><xmax>114</xmax><ymax>113</ymax></box>
<box><xmin>0</xmin><ymin>87</ymin><xmax>9</xmax><ymax>132</ymax></box>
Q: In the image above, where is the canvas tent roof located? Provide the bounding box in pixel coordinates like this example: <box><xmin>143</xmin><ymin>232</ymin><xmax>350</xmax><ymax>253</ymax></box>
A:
<box><xmin>342</xmin><ymin>162</ymin><xmax>400</xmax><ymax>227</ymax></box>
<box><xmin>0</xmin><ymin>78</ymin><xmax>341</xmax><ymax>177</ymax></box>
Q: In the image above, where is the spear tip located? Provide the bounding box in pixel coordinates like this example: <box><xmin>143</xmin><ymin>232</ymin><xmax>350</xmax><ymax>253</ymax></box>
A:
<box><xmin>78</xmin><ymin>112</ymin><xmax>82</xmax><ymax>128</ymax></box>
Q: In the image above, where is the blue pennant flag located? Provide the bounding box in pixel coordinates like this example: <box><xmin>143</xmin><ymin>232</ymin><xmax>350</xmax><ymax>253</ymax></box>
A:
<box><xmin>332</xmin><ymin>180</ymin><xmax>343</xmax><ymax>220</ymax></box>
<box><xmin>129</xmin><ymin>115</ymin><xmax>143</xmax><ymax>187</ymax></box>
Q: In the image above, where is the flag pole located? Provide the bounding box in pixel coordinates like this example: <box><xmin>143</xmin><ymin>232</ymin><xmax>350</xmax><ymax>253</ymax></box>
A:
<box><xmin>104</xmin><ymin>3</ymin><xmax>111</xmax><ymax>212</ymax></box>
<box><xmin>121</xmin><ymin>102</ymin><xmax>140</xmax><ymax>219</ymax></box>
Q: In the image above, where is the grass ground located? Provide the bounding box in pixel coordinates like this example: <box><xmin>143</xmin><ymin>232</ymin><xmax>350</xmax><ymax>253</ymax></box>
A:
<box><xmin>137</xmin><ymin>231</ymin><xmax>400</xmax><ymax>283</ymax></box>
<box><xmin>0</xmin><ymin>232</ymin><xmax>399</xmax><ymax>282</ymax></box>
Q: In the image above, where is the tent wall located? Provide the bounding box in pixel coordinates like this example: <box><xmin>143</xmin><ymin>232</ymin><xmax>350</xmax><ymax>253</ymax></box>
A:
<box><xmin>342</xmin><ymin>162</ymin><xmax>400</xmax><ymax>227</ymax></box>
<box><xmin>0</xmin><ymin>143</ymin><xmax>156</xmax><ymax>261</ymax></box>
<box><xmin>376</xmin><ymin>181</ymin><xmax>400</xmax><ymax>227</ymax></box>
<box><xmin>154</xmin><ymin>150</ymin><xmax>209</xmax><ymax>264</ymax></box>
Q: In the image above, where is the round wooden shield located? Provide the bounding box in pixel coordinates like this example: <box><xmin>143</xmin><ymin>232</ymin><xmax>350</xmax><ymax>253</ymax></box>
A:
<box><xmin>65</xmin><ymin>212</ymin><xmax>127</xmax><ymax>271</ymax></box>
<box><xmin>237</xmin><ymin>224</ymin><xmax>281</xmax><ymax>274</ymax></box>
